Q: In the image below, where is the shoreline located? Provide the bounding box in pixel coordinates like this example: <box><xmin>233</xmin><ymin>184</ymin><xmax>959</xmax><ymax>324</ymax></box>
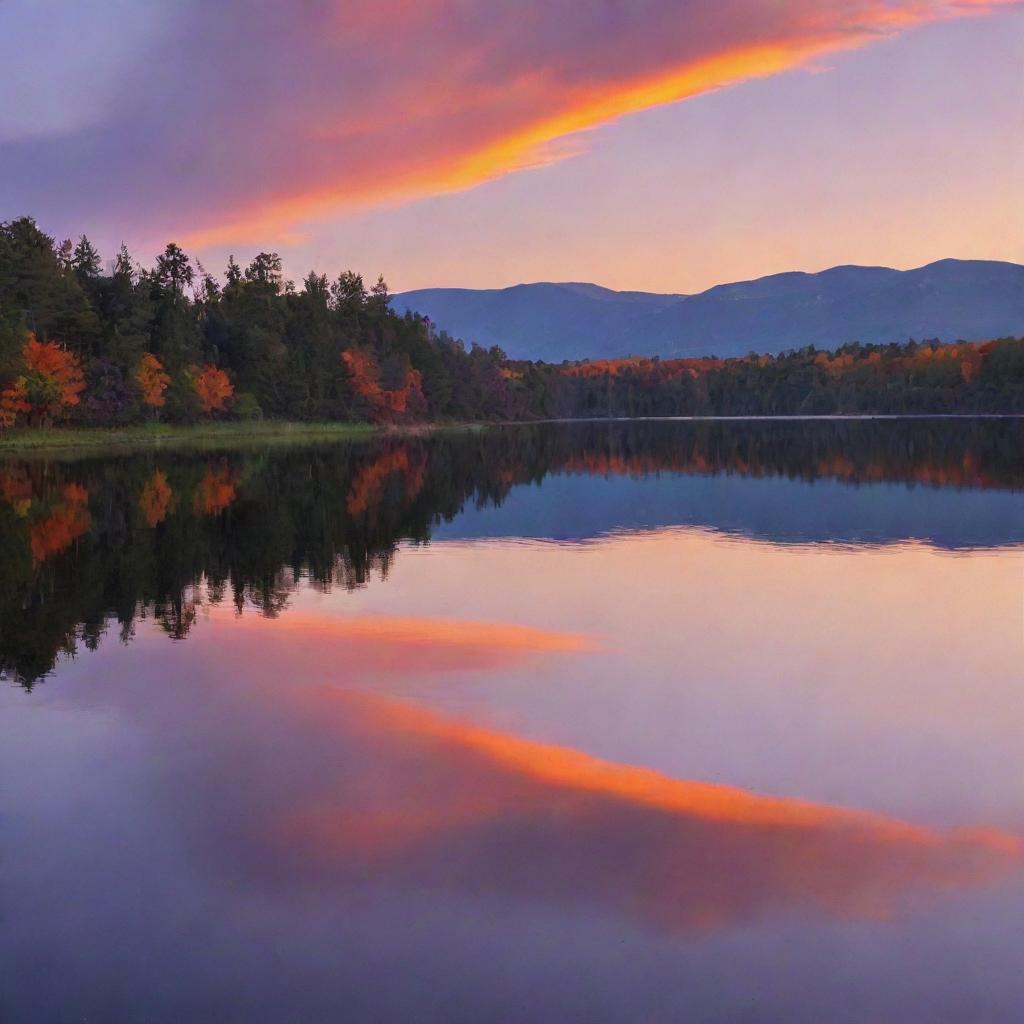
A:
<box><xmin>0</xmin><ymin>413</ymin><xmax>1019</xmax><ymax>456</ymax></box>
<box><xmin>0</xmin><ymin>421</ymin><xmax>382</xmax><ymax>455</ymax></box>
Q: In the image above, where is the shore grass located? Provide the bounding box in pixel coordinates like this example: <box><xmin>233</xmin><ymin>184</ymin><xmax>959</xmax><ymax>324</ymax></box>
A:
<box><xmin>0</xmin><ymin>420</ymin><xmax>382</xmax><ymax>454</ymax></box>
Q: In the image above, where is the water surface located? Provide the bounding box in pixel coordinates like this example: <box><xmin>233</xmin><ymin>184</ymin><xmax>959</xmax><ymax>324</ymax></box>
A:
<box><xmin>2</xmin><ymin>419</ymin><xmax>1023</xmax><ymax>1022</ymax></box>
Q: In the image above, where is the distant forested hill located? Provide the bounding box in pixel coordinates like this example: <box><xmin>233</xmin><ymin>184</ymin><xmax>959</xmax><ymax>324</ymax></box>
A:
<box><xmin>394</xmin><ymin>260</ymin><xmax>1024</xmax><ymax>361</ymax></box>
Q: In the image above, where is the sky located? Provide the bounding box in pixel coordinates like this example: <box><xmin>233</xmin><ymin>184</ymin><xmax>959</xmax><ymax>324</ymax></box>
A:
<box><xmin>1</xmin><ymin>0</ymin><xmax>1022</xmax><ymax>292</ymax></box>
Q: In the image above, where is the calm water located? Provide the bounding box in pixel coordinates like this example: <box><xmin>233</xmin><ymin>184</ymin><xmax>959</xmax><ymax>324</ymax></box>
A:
<box><xmin>2</xmin><ymin>419</ymin><xmax>1023</xmax><ymax>1022</ymax></box>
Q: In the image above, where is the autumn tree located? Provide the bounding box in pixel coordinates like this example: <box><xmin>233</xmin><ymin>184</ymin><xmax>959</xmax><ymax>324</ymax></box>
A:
<box><xmin>11</xmin><ymin>334</ymin><xmax>86</xmax><ymax>426</ymax></box>
<box><xmin>192</xmin><ymin>364</ymin><xmax>234</xmax><ymax>416</ymax></box>
<box><xmin>340</xmin><ymin>347</ymin><xmax>426</xmax><ymax>422</ymax></box>
<box><xmin>3</xmin><ymin>214</ymin><xmax>1023</xmax><ymax>429</ymax></box>
<box><xmin>136</xmin><ymin>353</ymin><xmax>171</xmax><ymax>414</ymax></box>
<box><xmin>340</xmin><ymin>347</ymin><xmax>384</xmax><ymax>419</ymax></box>
<box><xmin>0</xmin><ymin>378</ymin><xmax>30</xmax><ymax>429</ymax></box>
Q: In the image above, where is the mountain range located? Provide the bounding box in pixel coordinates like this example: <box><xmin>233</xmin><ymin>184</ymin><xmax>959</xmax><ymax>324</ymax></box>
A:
<box><xmin>393</xmin><ymin>259</ymin><xmax>1024</xmax><ymax>361</ymax></box>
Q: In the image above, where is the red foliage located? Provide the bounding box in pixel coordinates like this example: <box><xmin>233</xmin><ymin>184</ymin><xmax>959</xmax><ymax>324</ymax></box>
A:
<box><xmin>1</xmin><ymin>334</ymin><xmax>85</xmax><ymax>427</ymax></box>
<box><xmin>565</xmin><ymin>342</ymin><xmax>1007</xmax><ymax>387</ymax></box>
<box><xmin>192</xmin><ymin>365</ymin><xmax>234</xmax><ymax>415</ymax></box>
<box><xmin>341</xmin><ymin>348</ymin><xmax>426</xmax><ymax>422</ymax></box>
<box><xmin>0</xmin><ymin>379</ymin><xmax>30</xmax><ymax>429</ymax></box>
<box><xmin>136</xmin><ymin>353</ymin><xmax>171</xmax><ymax>408</ymax></box>
<box><xmin>564</xmin><ymin>356</ymin><xmax>725</xmax><ymax>380</ymax></box>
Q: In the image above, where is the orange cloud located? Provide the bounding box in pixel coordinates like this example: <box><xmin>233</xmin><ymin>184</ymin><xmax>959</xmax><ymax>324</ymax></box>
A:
<box><xmin>7</xmin><ymin>1</ymin><xmax>1018</xmax><ymax>254</ymax></box>
<box><xmin>170</xmin><ymin>0</ymin><xmax>1019</xmax><ymax>247</ymax></box>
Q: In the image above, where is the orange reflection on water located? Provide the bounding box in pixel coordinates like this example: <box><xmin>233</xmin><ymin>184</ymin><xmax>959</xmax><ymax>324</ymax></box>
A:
<box><xmin>215</xmin><ymin>609</ymin><xmax>597</xmax><ymax>676</ymax></box>
<box><xmin>194</xmin><ymin>465</ymin><xmax>238</xmax><ymax>516</ymax></box>
<box><xmin>275</xmin><ymin>688</ymin><xmax>1023</xmax><ymax>933</ymax></box>
<box><xmin>0</xmin><ymin>467</ymin><xmax>34</xmax><ymax>506</ymax></box>
<box><xmin>561</xmin><ymin>445</ymin><xmax>1007</xmax><ymax>491</ymax></box>
<box><xmin>139</xmin><ymin>470</ymin><xmax>173</xmax><ymax>527</ymax></box>
<box><xmin>346</xmin><ymin>446</ymin><xmax>427</xmax><ymax>517</ymax></box>
<box><xmin>28</xmin><ymin>483</ymin><xmax>90</xmax><ymax>565</ymax></box>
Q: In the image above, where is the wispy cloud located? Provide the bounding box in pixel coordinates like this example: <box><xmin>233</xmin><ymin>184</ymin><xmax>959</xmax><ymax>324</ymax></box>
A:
<box><xmin>1</xmin><ymin>0</ymin><xmax>1017</xmax><ymax>249</ymax></box>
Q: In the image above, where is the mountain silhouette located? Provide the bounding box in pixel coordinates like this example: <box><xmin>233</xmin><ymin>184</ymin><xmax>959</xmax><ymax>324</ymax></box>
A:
<box><xmin>394</xmin><ymin>259</ymin><xmax>1024</xmax><ymax>361</ymax></box>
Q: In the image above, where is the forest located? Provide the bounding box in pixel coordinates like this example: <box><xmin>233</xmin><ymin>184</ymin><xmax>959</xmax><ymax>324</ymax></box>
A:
<box><xmin>1</xmin><ymin>216</ymin><xmax>1023</xmax><ymax>430</ymax></box>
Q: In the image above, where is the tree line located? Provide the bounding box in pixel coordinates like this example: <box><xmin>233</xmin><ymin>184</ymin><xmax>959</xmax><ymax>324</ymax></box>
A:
<box><xmin>0</xmin><ymin>217</ymin><xmax>521</xmax><ymax>428</ymax></box>
<box><xmin>1</xmin><ymin>216</ymin><xmax>1022</xmax><ymax>428</ymax></box>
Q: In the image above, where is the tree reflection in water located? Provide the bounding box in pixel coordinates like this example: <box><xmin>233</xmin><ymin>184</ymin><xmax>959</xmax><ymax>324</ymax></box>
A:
<box><xmin>2</xmin><ymin>417</ymin><xmax>1022</xmax><ymax>686</ymax></box>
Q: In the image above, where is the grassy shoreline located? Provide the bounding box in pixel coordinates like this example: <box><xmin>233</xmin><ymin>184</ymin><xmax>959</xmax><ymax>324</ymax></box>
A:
<box><xmin>2</xmin><ymin>412</ymin><xmax>1016</xmax><ymax>455</ymax></box>
<box><xmin>0</xmin><ymin>420</ymin><xmax>383</xmax><ymax>454</ymax></box>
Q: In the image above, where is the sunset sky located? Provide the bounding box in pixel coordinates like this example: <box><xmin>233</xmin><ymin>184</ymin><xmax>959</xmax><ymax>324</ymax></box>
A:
<box><xmin>2</xmin><ymin>0</ymin><xmax>1022</xmax><ymax>292</ymax></box>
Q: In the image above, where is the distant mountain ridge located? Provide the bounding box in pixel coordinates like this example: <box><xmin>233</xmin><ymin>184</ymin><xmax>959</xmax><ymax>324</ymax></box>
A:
<box><xmin>393</xmin><ymin>259</ymin><xmax>1024</xmax><ymax>361</ymax></box>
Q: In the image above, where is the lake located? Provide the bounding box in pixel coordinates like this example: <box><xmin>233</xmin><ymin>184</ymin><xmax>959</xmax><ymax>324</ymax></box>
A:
<box><xmin>2</xmin><ymin>418</ymin><xmax>1023</xmax><ymax>1022</ymax></box>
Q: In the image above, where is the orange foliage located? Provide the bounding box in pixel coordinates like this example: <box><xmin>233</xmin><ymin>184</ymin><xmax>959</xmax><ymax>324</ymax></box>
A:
<box><xmin>868</xmin><ymin>340</ymin><xmax>996</xmax><ymax>382</ymax></box>
<box><xmin>21</xmin><ymin>334</ymin><xmax>85</xmax><ymax>421</ymax></box>
<box><xmin>0</xmin><ymin>378</ymin><xmax>30</xmax><ymax>429</ymax></box>
<box><xmin>564</xmin><ymin>342</ymin><xmax>1003</xmax><ymax>391</ymax></box>
<box><xmin>812</xmin><ymin>452</ymin><xmax>999</xmax><ymax>491</ymax></box>
<box><xmin>814</xmin><ymin>351</ymin><xmax>857</xmax><ymax>378</ymax></box>
<box><xmin>192</xmin><ymin>364</ymin><xmax>234</xmax><ymax>415</ymax></box>
<box><xmin>136</xmin><ymin>353</ymin><xmax>171</xmax><ymax>408</ymax></box>
<box><xmin>385</xmin><ymin>367</ymin><xmax>424</xmax><ymax>415</ymax></box>
<box><xmin>28</xmin><ymin>483</ymin><xmax>90</xmax><ymax>565</ymax></box>
<box><xmin>566</xmin><ymin>357</ymin><xmax>649</xmax><ymax>378</ymax></box>
<box><xmin>194</xmin><ymin>465</ymin><xmax>238</xmax><ymax>515</ymax></box>
<box><xmin>0</xmin><ymin>335</ymin><xmax>84</xmax><ymax>427</ymax></box>
<box><xmin>565</xmin><ymin>356</ymin><xmax>725</xmax><ymax>380</ymax></box>
<box><xmin>341</xmin><ymin>348</ymin><xmax>425</xmax><ymax>422</ymax></box>
<box><xmin>139</xmin><ymin>470</ymin><xmax>174</xmax><ymax>527</ymax></box>
<box><xmin>958</xmin><ymin>344</ymin><xmax>984</xmax><ymax>383</ymax></box>
<box><xmin>342</xmin><ymin>348</ymin><xmax>385</xmax><ymax>416</ymax></box>
<box><xmin>346</xmin><ymin>446</ymin><xmax>427</xmax><ymax>517</ymax></box>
